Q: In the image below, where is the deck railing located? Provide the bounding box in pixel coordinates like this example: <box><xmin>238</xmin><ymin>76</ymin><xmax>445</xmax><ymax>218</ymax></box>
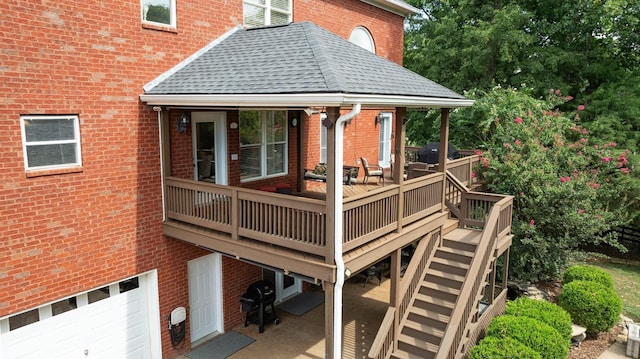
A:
<box><xmin>165</xmin><ymin>172</ymin><xmax>445</xmax><ymax>257</ymax></box>
<box><xmin>436</xmin><ymin>195</ymin><xmax>513</xmax><ymax>359</ymax></box>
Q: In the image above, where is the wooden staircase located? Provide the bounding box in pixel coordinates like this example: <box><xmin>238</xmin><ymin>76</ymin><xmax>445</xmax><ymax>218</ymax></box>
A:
<box><xmin>392</xmin><ymin>228</ymin><xmax>481</xmax><ymax>359</ymax></box>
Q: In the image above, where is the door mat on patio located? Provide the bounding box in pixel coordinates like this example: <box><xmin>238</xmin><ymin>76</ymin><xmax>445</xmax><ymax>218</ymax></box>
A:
<box><xmin>185</xmin><ymin>331</ymin><xmax>255</xmax><ymax>359</ymax></box>
<box><xmin>277</xmin><ymin>292</ymin><xmax>324</xmax><ymax>316</ymax></box>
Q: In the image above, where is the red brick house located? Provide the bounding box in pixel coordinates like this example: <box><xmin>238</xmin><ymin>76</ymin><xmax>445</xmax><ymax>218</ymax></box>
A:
<box><xmin>0</xmin><ymin>1</ymin><xmax>513</xmax><ymax>358</ymax></box>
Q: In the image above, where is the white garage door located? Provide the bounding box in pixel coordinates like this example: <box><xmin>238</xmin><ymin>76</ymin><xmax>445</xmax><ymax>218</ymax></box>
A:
<box><xmin>1</xmin><ymin>272</ymin><xmax>160</xmax><ymax>359</ymax></box>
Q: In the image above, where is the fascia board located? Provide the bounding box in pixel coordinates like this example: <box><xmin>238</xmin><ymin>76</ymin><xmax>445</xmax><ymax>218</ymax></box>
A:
<box><xmin>139</xmin><ymin>93</ymin><xmax>474</xmax><ymax>108</ymax></box>
<box><xmin>359</xmin><ymin>0</ymin><xmax>420</xmax><ymax>16</ymax></box>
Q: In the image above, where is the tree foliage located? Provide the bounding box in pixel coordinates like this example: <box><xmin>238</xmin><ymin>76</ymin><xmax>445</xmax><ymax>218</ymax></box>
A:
<box><xmin>403</xmin><ymin>0</ymin><xmax>640</xmax><ymax>272</ymax></box>
<box><xmin>467</xmin><ymin>88</ymin><xmax>637</xmax><ymax>280</ymax></box>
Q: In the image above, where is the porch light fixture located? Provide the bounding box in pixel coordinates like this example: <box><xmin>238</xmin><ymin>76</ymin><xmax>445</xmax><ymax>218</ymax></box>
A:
<box><xmin>374</xmin><ymin>112</ymin><xmax>384</xmax><ymax>126</ymax></box>
<box><xmin>177</xmin><ymin>112</ymin><xmax>189</xmax><ymax>133</ymax></box>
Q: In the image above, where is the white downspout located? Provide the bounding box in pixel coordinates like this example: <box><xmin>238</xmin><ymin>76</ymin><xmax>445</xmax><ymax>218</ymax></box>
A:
<box><xmin>155</xmin><ymin>107</ymin><xmax>166</xmax><ymax>221</ymax></box>
<box><xmin>332</xmin><ymin>103</ymin><xmax>361</xmax><ymax>359</ymax></box>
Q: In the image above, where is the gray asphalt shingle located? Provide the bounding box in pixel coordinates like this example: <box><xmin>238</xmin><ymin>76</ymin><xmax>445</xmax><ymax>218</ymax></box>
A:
<box><xmin>144</xmin><ymin>21</ymin><xmax>464</xmax><ymax>100</ymax></box>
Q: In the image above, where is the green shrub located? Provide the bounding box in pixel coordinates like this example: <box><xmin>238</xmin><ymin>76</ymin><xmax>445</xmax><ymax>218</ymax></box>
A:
<box><xmin>505</xmin><ymin>297</ymin><xmax>573</xmax><ymax>343</ymax></box>
<box><xmin>486</xmin><ymin>315</ymin><xmax>568</xmax><ymax>359</ymax></box>
<box><xmin>558</xmin><ymin>280</ymin><xmax>622</xmax><ymax>334</ymax></box>
<box><xmin>563</xmin><ymin>265</ymin><xmax>615</xmax><ymax>289</ymax></box>
<box><xmin>470</xmin><ymin>336</ymin><xmax>542</xmax><ymax>359</ymax></box>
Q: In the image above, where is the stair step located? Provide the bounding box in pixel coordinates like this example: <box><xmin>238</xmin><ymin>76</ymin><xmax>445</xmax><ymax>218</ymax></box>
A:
<box><xmin>408</xmin><ymin>305</ymin><xmax>451</xmax><ymax>324</ymax></box>
<box><xmin>391</xmin><ymin>349</ymin><xmax>432</xmax><ymax>359</ymax></box>
<box><xmin>442</xmin><ymin>238</ymin><xmax>477</xmax><ymax>253</ymax></box>
<box><xmin>426</xmin><ymin>270</ymin><xmax>464</xmax><ymax>289</ymax></box>
<box><xmin>413</xmin><ymin>297</ymin><xmax>453</xmax><ymax>316</ymax></box>
<box><xmin>414</xmin><ymin>292</ymin><xmax>455</xmax><ymax>310</ymax></box>
<box><xmin>397</xmin><ymin>333</ymin><xmax>438</xmax><ymax>359</ymax></box>
<box><xmin>429</xmin><ymin>257</ymin><xmax>469</xmax><ymax>277</ymax></box>
<box><xmin>434</xmin><ymin>247</ymin><xmax>473</xmax><ymax>265</ymax></box>
<box><xmin>443</xmin><ymin>228</ymin><xmax>482</xmax><ymax>252</ymax></box>
<box><xmin>403</xmin><ymin>318</ymin><xmax>445</xmax><ymax>341</ymax></box>
<box><xmin>422</xmin><ymin>281</ymin><xmax>461</xmax><ymax>296</ymax></box>
<box><xmin>418</xmin><ymin>283</ymin><xmax>459</xmax><ymax>303</ymax></box>
<box><xmin>406</xmin><ymin>311</ymin><xmax>447</xmax><ymax>331</ymax></box>
<box><xmin>443</xmin><ymin>218</ymin><xmax>458</xmax><ymax>234</ymax></box>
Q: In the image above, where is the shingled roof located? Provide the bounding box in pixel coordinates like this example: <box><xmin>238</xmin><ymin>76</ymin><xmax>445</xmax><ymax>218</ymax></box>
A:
<box><xmin>141</xmin><ymin>22</ymin><xmax>471</xmax><ymax>108</ymax></box>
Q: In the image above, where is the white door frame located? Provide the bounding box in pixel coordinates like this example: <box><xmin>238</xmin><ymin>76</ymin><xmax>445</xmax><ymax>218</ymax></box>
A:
<box><xmin>187</xmin><ymin>253</ymin><xmax>223</xmax><ymax>343</ymax></box>
<box><xmin>378</xmin><ymin>112</ymin><xmax>392</xmax><ymax>168</ymax></box>
<box><xmin>191</xmin><ymin>112</ymin><xmax>228</xmax><ymax>185</ymax></box>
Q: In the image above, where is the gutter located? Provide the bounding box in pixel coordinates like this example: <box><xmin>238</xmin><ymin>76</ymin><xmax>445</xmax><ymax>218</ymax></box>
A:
<box><xmin>332</xmin><ymin>103</ymin><xmax>361</xmax><ymax>359</ymax></box>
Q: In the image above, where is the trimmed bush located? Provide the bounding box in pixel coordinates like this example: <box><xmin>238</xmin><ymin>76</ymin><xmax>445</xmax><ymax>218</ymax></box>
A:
<box><xmin>505</xmin><ymin>297</ymin><xmax>573</xmax><ymax>343</ymax></box>
<box><xmin>470</xmin><ymin>336</ymin><xmax>542</xmax><ymax>359</ymax></box>
<box><xmin>486</xmin><ymin>315</ymin><xmax>568</xmax><ymax>359</ymax></box>
<box><xmin>563</xmin><ymin>265</ymin><xmax>614</xmax><ymax>289</ymax></box>
<box><xmin>558</xmin><ymin>280</ymin><xmax>622</xmax><ymax>334</ymax></box>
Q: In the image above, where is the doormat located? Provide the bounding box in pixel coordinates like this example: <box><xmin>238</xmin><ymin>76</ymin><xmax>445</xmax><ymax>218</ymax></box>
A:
<box><xmin>185</xmin><ymin>331</ymin><xmax>255</xmax><ymax>359</ymax></box>
<box><xmin>277</xmin><ymin>292</ymin><xmax>324</xmax><ymax>316</ymax></box>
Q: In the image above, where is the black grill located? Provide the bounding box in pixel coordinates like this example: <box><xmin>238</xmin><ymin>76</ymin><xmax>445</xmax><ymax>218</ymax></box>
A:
<box><xmin>239</xmin><ymin>280</ymin><xmax>280</xmax><ymax>333</ymax></box>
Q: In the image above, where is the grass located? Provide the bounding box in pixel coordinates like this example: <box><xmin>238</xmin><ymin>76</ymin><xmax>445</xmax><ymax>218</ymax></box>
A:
<box><xmin>585</xmin><ymin>258</ymin><xmax>640</xmax><ymax>321</ymax></box>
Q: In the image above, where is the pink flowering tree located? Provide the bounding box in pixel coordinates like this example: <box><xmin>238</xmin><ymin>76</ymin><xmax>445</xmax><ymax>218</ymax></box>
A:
<box><xmin>468</xmin><ymin>88</ymin><xmax>638</xmax><ymax>280</ymax></box>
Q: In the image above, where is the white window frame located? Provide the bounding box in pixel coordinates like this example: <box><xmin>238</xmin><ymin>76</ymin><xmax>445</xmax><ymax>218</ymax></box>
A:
<box><xmin>243</xmin><ymin>0</ymin><xmax>292</xmax><ymax>27</ymax></box>
<box><xmin>239</xmin><ymin>110</ymin><xmax>288</xmax><ymax>182</ymax></box>
<box><xmin>378</xmin><ymin>112</ymin><xmax>392</xmax><ymax>167</ymax></box>
<box><xmin>349</xmin><ymin>26</ymin><xmax>376</xmax><ymax>53</ymax></box>
<box><xmin>20</xmin><ymin>115</ymin><xmax>82</xmax><ymax>171</ymax></box>
<box><xmin>320</xmin><ymin>113</ymin><xmax>327</xmax><ymax>163</ymax></box>
<box><xmin>141</xmin><ymin>0</ymin><xmax>176</xmax><ymax>28</ymax></box>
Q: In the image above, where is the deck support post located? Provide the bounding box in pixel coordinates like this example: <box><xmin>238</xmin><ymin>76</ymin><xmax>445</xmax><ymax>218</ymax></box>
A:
<box><xmin>390</xmin><ymin>247</ymin><xmax>402</xmax><ymax>350</ymax></box>
<box><xmin>324</xmin><ymin>281</ymin><xmax>335</xmax><ymax>358</ymax></box>
<box><xmin>394</xmin><ymin>107</ymin><xmax>406</xmax><ymax>232</ymax></box>
<box><xmin>439</xmin><ymin>108</ymin><xmax>450</xmax><ymax>212</ymax></box>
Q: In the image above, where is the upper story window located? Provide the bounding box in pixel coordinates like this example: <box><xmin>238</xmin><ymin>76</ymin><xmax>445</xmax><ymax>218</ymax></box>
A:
<box><xmin>239</xmin><ymin>110</ymin><xmax>288</xmax><ymax>181</ymax></box>
<box><xmin>141</xmin><ymin>0</ymin><xmax>176</xmax><ymax>28</ymax></box>
<box><xmin>21</xmin><ymin>115</ymin><xmax>82</xmax><ymax>171</ymax></box>
<box><xmin>243</xmin><ymin>0</ymin><xmax>292</xmax><ymax>27</ymax></box>
<box><xmin>349</xmin><ymin>26</ymin><xmax>375</xmax><ymax>53</ymax></box>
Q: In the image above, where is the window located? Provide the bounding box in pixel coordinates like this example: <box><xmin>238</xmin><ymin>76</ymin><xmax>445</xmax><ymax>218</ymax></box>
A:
<box><xmin>349</xmin><ymin>26</ymin><xmax>375</xmax><ymax>53</ymax></box>
<box><xmin>378</xmin><ymin>112</ymin><xmax>392</xmax><ymax>167</ymax></box>
<box><xmin>240</xmin><ymin>110</ymin><xmax>288</xmax><ymax>181</ymax></box>
<box><xmin>243</xmin><ymin>0</ymin><xmax>292</xmax><ymax>27</ymax></box>
<box><xmin>21</xmin><ymin>115</ymin><xmax>82</xmax><ymax>170</ymax></box>
<box><xmin>320</xmin><ymin>113</ymin><xmax>327</xmax><ymax>163</ymax></box>
<box><xmin>141</xmin><ymin>0</ymin><xmax>176</xmax><ymax>27</ymax></box>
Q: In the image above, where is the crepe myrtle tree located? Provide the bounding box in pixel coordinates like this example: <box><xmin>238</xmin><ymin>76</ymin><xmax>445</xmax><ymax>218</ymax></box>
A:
<box><xmin>470</xmin><ymin>87</ymin><xmax>637</xmax><ymax>281</ymax></box>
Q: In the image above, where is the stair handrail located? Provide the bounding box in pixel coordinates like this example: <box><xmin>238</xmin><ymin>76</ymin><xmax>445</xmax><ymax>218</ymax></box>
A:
<box><xmin>435</xmin><ymin>196</ymin><xmax>512</xmax><ymax>359</ymax></box>
<box><xmin>368</xmin><ymin>307</ymin><xmax>396</xmax><ymax>359</ymax></box>
<box><xmin>444</xmin><ymin>170</ymin><xmax>469</xmax><ymax>219</ymax></box>
<box><xmin>367</xmin><ymin>231</ymin><xmax>440</xmax><ymax>359</ymax></box>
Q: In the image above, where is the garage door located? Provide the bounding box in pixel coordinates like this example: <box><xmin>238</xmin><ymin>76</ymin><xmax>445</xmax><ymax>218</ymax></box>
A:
<box><xmin>1</xmin><ymin>273</ymin><xmax>160</xmax><ymax>359</ymax></box>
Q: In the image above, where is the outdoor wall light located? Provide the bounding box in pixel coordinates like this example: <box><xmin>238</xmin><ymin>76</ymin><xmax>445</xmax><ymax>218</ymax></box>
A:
<box><xmin>177</xmin><ymin>112</ymin><xmax>190</xmax><ymax>133</ymax></box>
<box><xmin>375</xmin><ymin>112</ymin><xmax>384</xmax><ymax>126</ymax></box>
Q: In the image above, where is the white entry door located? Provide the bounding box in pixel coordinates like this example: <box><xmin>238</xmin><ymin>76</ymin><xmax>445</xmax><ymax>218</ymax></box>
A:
<box><xmin>263</xmin><ymin>269</ymin><xmax>302</xmax><ymax>303</ymax></box>
<box><xmin>188</xmin><ymin>253</ymin><xmax>223</xmax><ymax>343</ymax></box>
<box><xmin>192</xmin><ymin>112</ymin><xmax>227</xmax><ymax>185</ymax></box>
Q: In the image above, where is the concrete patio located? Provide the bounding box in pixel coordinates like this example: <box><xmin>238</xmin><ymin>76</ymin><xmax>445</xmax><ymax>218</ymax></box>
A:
<box><xmin>184</xmin><ymin>274</ymin><xmax>391</xmax><ymax>359</ymax></box>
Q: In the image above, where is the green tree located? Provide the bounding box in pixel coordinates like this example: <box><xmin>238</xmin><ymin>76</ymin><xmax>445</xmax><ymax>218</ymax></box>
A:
<box><xmin>463</xmin><ymin>88</ymin><xmax>637</xmax><ymax>280</ymax></box>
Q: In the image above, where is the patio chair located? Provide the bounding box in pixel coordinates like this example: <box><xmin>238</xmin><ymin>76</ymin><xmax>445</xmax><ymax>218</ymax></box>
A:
<box><xmin>360</xmin><ymin>157</ymin><xmax>384</xmax><ymax>185</ymax></box>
